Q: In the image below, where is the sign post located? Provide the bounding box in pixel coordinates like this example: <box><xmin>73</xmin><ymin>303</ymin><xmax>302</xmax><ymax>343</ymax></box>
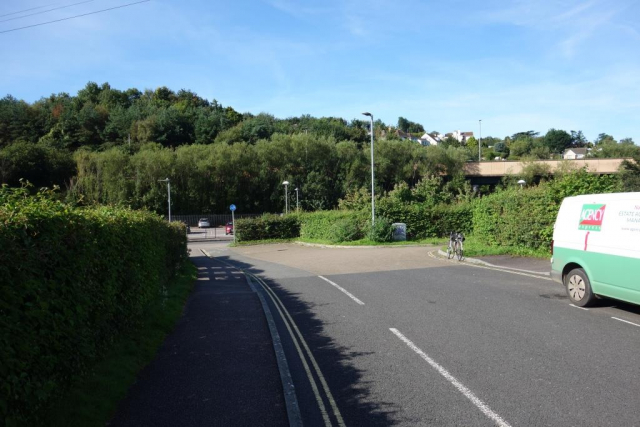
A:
<box><xmin>230</xmin><ymin>204</ymin><xmax>236</xmax><ymax>243</ymax></box>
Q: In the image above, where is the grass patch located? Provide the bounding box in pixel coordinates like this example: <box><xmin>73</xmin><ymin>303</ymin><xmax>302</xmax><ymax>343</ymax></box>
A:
<box><xmin>446</xmin><ymin>235</ymin><xmax>551</xmax><ymax>259</ymax></box>
<box><xmin>43</xmin><ymin>261</ymin><xmax>197</xmax><ymax>427</ymax></box>
<box><xmin>233</xmin><ymin>237</ymin><xmax>446</xmax><ymax>247</ymax></box>
<box><xmin>231</xmin><ymin>237</ymin><xmax>296</xmax><ymax>246</ymax></box>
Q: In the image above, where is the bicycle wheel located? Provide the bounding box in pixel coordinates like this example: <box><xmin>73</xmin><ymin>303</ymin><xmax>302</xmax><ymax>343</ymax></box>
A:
<box><xmin>457</xmin><ymin>247</ymin><xmax>464</xmax><ymax>261</ymax></box>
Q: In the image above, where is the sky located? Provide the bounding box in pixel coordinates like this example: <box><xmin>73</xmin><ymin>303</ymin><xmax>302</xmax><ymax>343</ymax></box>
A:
<box><xmin>1</xmin><ymin>0</ymin><xmax>639</xmax><ymax>142</ymax></box>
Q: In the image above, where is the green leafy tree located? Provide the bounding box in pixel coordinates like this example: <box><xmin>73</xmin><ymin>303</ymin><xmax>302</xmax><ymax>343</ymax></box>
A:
<box><xmin>543</xmin><ymin>128</ymin><xmax>572</xmax><ymax>154</ymax></box>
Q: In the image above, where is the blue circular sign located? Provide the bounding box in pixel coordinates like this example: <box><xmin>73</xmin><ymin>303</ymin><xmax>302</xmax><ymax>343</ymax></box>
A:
<box><xmin>230</xmin><ymin>204</ymin><xmax>236</xmax><ymax>212</ymax></box>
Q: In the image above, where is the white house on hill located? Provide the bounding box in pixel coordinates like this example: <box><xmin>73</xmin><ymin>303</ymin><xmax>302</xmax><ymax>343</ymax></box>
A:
<box><xmin>563</xmin><ymin>148</ymin><xmax>588</xmax><ymax>159</ymax></box>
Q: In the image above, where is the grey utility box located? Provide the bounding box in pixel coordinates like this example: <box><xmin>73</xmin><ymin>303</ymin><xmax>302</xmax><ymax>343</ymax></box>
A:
<box><xmin>392</xmin><ymin>223</ymin><xmax>407</xmax><ymax>241</ymax></box>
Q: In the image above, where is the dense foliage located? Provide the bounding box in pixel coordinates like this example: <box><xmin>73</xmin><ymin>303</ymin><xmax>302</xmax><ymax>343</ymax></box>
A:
<box><xmin>1</xmin><ymin>82</ymin><xmax>638</xmax><ymax>215</ymax></box>
<box><xmin>235</xmin><ymin>170</ymin><xmax>624</xmax><ymax>253</ymax></box>
<box><xmin>472</xmin><ymin>170</ymin><xmax>622</xmax><ymax>250</ymax></box>
<box><xmin>0</xmin><ymin>185</ymin><xmax>187</xmax><ymax>426</ymax></box>
<box><xmin>235</xmin><ymin>214</ymin><xmax>300</xmax><ymax>241</ymax></box>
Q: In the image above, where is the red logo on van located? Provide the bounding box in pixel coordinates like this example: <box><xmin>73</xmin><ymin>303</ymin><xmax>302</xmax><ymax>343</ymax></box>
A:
<box><xmin>579</xmin><ymin>204</ymin><xmax>606</xmax><ymax>231</ymax></box>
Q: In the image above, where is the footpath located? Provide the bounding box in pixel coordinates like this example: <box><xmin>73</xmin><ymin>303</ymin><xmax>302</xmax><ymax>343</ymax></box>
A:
<box><xmin>109</xmin><ymin>250</ymin><xmax>287</xmax><ymax>427</ymax></box>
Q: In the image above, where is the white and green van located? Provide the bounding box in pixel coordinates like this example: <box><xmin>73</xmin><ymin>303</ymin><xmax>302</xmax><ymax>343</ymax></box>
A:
<box><xmin>551</xmin><ymin>192</ymin><xmax>640</xmax><ymax>307</ymax></box>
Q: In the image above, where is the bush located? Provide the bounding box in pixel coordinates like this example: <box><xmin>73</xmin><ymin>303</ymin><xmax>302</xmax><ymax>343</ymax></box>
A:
<box><xmin>0</xmin><ymin>185</ymin><xmax>187</xmax><ymax>426</ymax></box>
<box><xmin>298</xmin><ymin>210</ymin><xmax>368</xmax><ymax>241</ymax></box>
<box><xmin>328</xmin><ymin>217</ymin><xmax>365</xmax><ymax>243</ymax></box>
<box><xmin>377</xmin><ymin>198</ymin><xmax>473</xmax><ymax>239</ymax></box>
<box><xmin>235</xmin><ymin>214</ymin><xmax>300</xmax><ymax>241</ymax></box>
<box><xmin>472</xmin><ymin>170</ymin><xmax>621</xmax><ymax>251</ymax></box>
<box><xmin>367</xmin><ymin>217</ymin><xmax>393</xmax><ymax>242</ymax></box>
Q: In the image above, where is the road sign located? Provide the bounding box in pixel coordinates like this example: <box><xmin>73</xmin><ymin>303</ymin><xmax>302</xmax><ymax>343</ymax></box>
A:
<box><xmin>230</xmin><ymin>204</ymin><xmax>236</xmax><ymax>212</ymax></box>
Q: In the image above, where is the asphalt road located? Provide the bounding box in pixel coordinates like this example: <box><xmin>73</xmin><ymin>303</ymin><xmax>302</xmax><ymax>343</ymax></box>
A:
<box><xmin>198</xmin><ymin>242</ymin><xmax>640</xmax><ymax>427</ymax></box>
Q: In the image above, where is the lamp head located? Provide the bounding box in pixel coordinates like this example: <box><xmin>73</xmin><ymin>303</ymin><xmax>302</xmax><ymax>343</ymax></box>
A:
<box><xmin>362</xmin><ymin>112</ymin><xmax>372</xmax><ymax>118</ymax></box>
<box><xmin>282</xmin><ymin>181</ymin><xmax>289</xmax><ymax>186</ymax></box>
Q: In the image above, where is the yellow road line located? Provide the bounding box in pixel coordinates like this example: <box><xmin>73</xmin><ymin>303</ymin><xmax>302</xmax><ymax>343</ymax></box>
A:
<box><xmin>249</xmin><ymin>272</ymin><xmax>333</xmax><ymax>427</ymax></box>
<box><xmin>251</xmin><ymin>273</ymin><xmax>347</xmax><ymax>427</ymax></box>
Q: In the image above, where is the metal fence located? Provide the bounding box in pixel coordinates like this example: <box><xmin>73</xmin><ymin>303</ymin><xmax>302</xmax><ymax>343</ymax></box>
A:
<box><xmin>170</xmin><ymin>214</ymin><xmax>261</xmax><ymax>226</ymax></box>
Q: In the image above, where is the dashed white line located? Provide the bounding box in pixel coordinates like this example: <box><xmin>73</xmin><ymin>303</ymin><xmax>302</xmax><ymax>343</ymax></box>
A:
<box><xmin>390</xmin><ymin>328</ymin><xmax>512</xmax><ymax>427</ymax></box>
<box><xmin>611</xmin><ymin>317</ymin><xmax>640</xmax><ymax>328</ymax></box>
<box><xmin>318</xmin><ymin>275</ymin><xmax>365</xmax><ymax>305</ymax></box>
<box><xmin>569</xmin><ymin>304</ymin><xmax>589</xmax><ymax>311</ymax></box>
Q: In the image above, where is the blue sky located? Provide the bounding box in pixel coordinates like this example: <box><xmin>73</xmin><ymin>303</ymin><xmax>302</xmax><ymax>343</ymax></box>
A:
<box><xmin>2</xmin><ymin>0</ymin><xmax>639</xmax><ymax>142</ymax></box>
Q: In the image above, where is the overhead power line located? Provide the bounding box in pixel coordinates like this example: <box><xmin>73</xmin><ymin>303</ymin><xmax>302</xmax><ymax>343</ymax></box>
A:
<box><xmin>0</xmin><ymin>0</ymin><xmax>101</xmax><ymax>24</ymax></box>
<box><xmin>0</xmin><ymin>0</ymin><xmax>150</xmax><ymax>34</ymax></box>
<box><xmin>0</xmin><ymin>3</ymin><xmax>58</xmax><ymax>18</ymax></box>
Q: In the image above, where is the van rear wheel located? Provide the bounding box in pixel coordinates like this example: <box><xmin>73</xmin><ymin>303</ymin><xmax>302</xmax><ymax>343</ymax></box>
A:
<box><xmin>565</xmin><ymin>268</ymin><xmax>596</xmax><ymax>307</ymax></box>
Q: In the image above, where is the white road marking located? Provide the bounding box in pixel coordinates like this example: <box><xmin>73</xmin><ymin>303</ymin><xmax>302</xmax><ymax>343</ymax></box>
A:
<box><xmin>570</xmin><ymin>304</ymin><xmax>589</xmax><ymax>311</ymax></box>
<box><xmin>390</xmin><ymin>328</ymin><xmax>512</xmax><ymax>427</ymax></box>
<box><xmin>427</xmin><ymin>250</ymin><xmax>553</xmax><ymax>281</ymax></box>
<box><xmin>612</xmin><ymin>317</ymin><xmax>640</xmax><ymax>328</ymax></box>
<box><xmin>318</xmin><ymin>276</ymin><xmax>365</xmax><ymax>305</ymax></box>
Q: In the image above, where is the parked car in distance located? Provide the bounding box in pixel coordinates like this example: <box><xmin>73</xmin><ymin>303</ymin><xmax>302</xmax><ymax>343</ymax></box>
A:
<box><xmin>198</xmin><ymin>218</ymin><xmax>210</xmax><ymax>228</ymax></box>
<box><xmin>225</xmin><ymin>222</ymin><xmax>233</xmax><ymax>235</ymax></box>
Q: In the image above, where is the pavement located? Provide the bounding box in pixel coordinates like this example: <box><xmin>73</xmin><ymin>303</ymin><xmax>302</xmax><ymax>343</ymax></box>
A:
<box><xmin>109</xmin><ymin>247</ymin><xmax>287</xmax><ymax>427</ymax></box>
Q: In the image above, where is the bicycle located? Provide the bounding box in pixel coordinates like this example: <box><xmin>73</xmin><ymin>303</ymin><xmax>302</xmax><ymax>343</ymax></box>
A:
<box><xmin>447</xmin><ymin>231</ymin><xmax>456</xmax><ymax>259</ymax></box>
<box><xmin>446</xmin><ymin>231</ymin><xmax>465</xmax><ymax>261</ymax></box>
<box><xmin>454</xmin><ymin>232</ymin><xmax>464</xmax><ymax>261</ymax></box>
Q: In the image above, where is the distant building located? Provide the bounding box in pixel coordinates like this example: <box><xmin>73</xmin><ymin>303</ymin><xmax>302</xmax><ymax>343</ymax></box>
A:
<box><xmin>395</xmin><ymin>129</ymin><xmax>420</xmax><ymax>142</ymax></box>
<box><xmin>563</xmin><ymin>148</ymin><xmax>588</xmax><ymax>160</ymax></box>
<box><xmin>419</xmin><ymin>133</ymin><xmax>440</xmax><ymax>146</ymax></box>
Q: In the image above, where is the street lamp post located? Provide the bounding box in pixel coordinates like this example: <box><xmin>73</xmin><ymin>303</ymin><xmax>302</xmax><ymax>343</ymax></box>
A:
<box><xmin>158</xmin><ymin>178</ymin><xmax>171</xmax><ymax>222</ymax></box>
<box><xmin>479</xmin><ymin>119</ymin><xmax>482</xmax><ymax>162</ymax></box>
<box><xmin>282</xmin><ymin>181</ymin><xmax>289</xmax><ymax>214</ymax></box>
<box><xmin>362</xmin><ymin>112</ymin><xmax>375</xmax><ymax>226</ymax></box>
<box><xmin>295</xmin><ymin>187</ymin><xmax>299</xmax><ymax>212</ymax></box>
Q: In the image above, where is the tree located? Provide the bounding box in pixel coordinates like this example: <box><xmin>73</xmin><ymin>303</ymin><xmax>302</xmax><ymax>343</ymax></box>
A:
<box><xmin>543</xmin><ymin>129</ymin><xmax>572</xmax><ymax>154</ymax></box>
<box><xmin>594</xmin><ymin>133</ymin><xmax>616</xmax><ymax>145</ymax></box>
<box><xmin>570</xmin><ymin>130</ymin><xmax>587</xmax><ymax>147</ymax></box>
<box><xmin>620</xmin><ymin>153</ymin><xmax>640</xmax><ymax>191</ymax></box>
<box><xmin>397</xmin><ymin>116</ymin><xmax>424</xmax><ymax>133</ymax></box>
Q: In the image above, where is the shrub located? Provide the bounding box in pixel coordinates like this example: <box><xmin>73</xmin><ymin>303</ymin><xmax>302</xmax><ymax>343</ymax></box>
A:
<box><xmin>298</xmin><ymin>210</ymin><xmax>368</xmax><ymax>241</ymax></box>
<box><xmin>367</xmin><ymin>217</ymin><xmax>393</xmax><ymax>242</ymax></box>
<box><xmin>235</xmin><ymin>214</ymin><xmax>300</xmax><ymax>241</ymax></box>
<box><xmin>0</xmin><ymin>185</ymin><xmax>187</xmax><ymax>426</ymax></box>
<box><xmin>327</xmin><ymin>217</ymin><xmax>365</xmax><ymax>243</ymax></box>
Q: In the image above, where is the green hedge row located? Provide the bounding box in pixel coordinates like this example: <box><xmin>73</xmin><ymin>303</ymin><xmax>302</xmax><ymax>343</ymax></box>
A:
<box><xmin>377</xmin><ymin>199</ymin><xmax>473</xmax><ymax>239</ymax></box>
<box><xmin>0</xmin><ymin>186</ymin><xmax>188</xmax><ymax>426</ymax></box>
<box><xmin>235</xmin><ymin>214</ymin><xmax>300</xmax><ymax>241</ymax></box>
<box><xmin>297</xmin><ymin>210</ymin><xmax>369</xmax><ymax>242</ymax></box>
<box><xmin>472</xmin><ymin>171</ymin><xmax>621</xmax><ymax>251</ymax></box>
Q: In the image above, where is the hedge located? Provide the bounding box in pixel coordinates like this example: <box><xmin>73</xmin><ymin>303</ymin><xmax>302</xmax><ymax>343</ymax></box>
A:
<box><xmin>235</xmin><ymin>214</ymin><xmax>300</xmax><ymax>241</ymax></box>
<box><xmin>297</xmin><ymin>210</ymin><xmax>369</xmax><ymax>242</ymax></box>
<box><xmin>377</xmin><ymin>199</ymin><xmax>473</xmax><ymax>239</ymax></box>
<box><xmin>0</xmin><ymin>186</ymin><xmax>188</xmax><ymax>426</ymax></box>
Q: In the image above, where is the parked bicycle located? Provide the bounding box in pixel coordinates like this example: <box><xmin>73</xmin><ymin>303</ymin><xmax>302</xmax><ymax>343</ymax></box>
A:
<box><xmin>446</xmin><ymin>231</ymin><xmax>465</xmax><ymax>261</ymax></box>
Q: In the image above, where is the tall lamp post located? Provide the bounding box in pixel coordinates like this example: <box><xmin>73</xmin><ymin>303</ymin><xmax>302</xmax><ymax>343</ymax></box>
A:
<box><xmin>282</xmin><ymin>181</ymin><xmax>289</xmax><ymax>214</ymax></box>
<box><xmin>295</xmin><ymin>187</ymin><xmax>299</xmax><ymax>212</ymax></box>
<box><xmin>362</xmin><ymin>112</ymin><xmax>375</xmax><ymax>226</ymax></box>
<box><xmin>158</xmin><ymin>178</ymin><xmax>171</xmax><ymax>222</ymax></box>
<box><xmin>478</xmin><ymin>119</ymin><xmax>482</xmax><ymax>162</ymax></box>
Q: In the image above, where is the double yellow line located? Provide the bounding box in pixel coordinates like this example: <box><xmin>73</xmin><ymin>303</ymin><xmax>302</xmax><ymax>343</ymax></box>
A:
<box><xmin>247</xmin><ymin>271</ymin><xmax>346</xmax><ymax>427</ymax></box>
<box><xmin>205</xmin><ymin>252</ymin><xmax>345</xmax><ymax>427</ymax></box>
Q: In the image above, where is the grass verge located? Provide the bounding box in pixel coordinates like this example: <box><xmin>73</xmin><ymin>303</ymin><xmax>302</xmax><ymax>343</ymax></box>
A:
<box><xmin>450</xmin><ymin>235</ymin><xmax>551</xmax><ymax>259</ymax></box>
<box><xmin>233</xmin><ymin>237</ymin><xmax>447</xmax><ymax>247</ymax></box>
<box><xmin>43</xmin><ymin>261</ymin><xmax>197</xmax><ymax>427</ymax></box>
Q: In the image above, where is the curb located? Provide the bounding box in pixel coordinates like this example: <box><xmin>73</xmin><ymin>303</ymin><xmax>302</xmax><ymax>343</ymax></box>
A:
<box><xmin>295</xmin><ymin>241</ymin><xmax>435</xmax><ymax>249</ymax></box>
<box><xmin>435</xmin><ymin>249</ymin><xmax>550</xmax><ymax>276</ymax></box>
